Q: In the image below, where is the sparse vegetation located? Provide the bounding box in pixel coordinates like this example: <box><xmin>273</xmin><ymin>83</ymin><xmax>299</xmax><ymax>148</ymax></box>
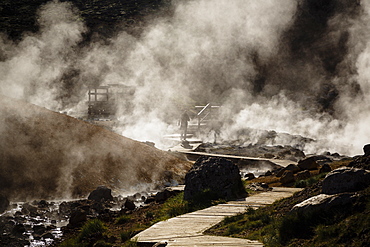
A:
<box><xmin>294</xmin><ymin>172</ymin><xmax>327</xmax><ymax>188</ymax></box>
<box><xmin>115</xmin><ymin>214</ymin><xmax>132</xmax><ymax>225</ymax></box>
<box><xmin>207</xmin><ymin>182</ymin><xmax>370</xmax><ymax>247</ymax></box>
<box><xmin>58</xmin><ymin>191</ymin><xmax>224</xmax><ymax>246</ymax></box>
<box><xmin>59</xmin><ymin>219</ymin><xmax>107</xmax><ymax>246</ymax></box>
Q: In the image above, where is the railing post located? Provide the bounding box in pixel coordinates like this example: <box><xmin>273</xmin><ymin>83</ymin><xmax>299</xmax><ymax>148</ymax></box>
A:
<box><xmin>197</xmin><ymin>115</ymin><xmax>201</xmax><ymax>137</ymax></box>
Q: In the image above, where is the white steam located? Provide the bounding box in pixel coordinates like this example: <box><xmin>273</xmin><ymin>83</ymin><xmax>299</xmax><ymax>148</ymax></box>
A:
<box><xmin>1</xmin><ymin>0</ymin><xmax>370</xmax><ymax>155</ymax></box>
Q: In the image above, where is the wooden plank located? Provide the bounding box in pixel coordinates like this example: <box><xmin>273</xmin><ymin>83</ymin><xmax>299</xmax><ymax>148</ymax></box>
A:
<box><xmin>133</xmin><ymin>187</ymin><xmax>302</xmax><ymax>246</ymax></box>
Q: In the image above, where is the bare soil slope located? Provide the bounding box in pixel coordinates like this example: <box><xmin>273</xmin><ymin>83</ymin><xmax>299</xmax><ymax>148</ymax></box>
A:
<box><xmin>0</xmin><ymin>96</ymin><xmax>191</xmax><ymax>201</ymax></box>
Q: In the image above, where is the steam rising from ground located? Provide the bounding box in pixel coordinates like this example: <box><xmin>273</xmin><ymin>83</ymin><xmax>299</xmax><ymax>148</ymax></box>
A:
<box><xmin>1</xmin><ymin>0</ymin><xmax>370</xmax><ymax>155</ymax></box>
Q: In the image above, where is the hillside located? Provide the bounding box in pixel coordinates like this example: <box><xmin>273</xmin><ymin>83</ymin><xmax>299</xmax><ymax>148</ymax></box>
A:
<box><xmin>0</xmin><ymin>96</ymin><xmax>192</xmax><ymax>201</ymax></box>
<box><xmin>0</xmin><ymin>0</ymin><xmax>171</xmax><ymax>40</ymax></box>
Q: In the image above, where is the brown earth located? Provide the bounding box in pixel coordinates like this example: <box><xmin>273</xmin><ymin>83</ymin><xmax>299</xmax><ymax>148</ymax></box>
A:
<box><xmin>0</xmin><ymin>96</ymin><xmax>192</xmax><ymax>201</ymax></box>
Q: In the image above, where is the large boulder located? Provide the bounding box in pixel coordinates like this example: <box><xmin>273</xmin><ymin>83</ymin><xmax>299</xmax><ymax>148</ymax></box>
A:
<box><xmin>291</xmin><ymin>193</ymin><xmax>358</xmax><ymax>214</ymax></box>
<box><xmin>297</xmin><ymin>157</ymin><xmax>319</xmax><ymax>171</ymax></box>
<box><xmin>322</xmin><ymin>167</ymin><xmax>370</xmax><ymax>195</ymax></box>
<box><xmin>0</xmin><ymin>194</ymin><xmax>9</xmax><ymax>213</ymax></box>
<box><xmin>88</xmin><ymin>186</ymin><xmax>113</xmax><ymax>202</ymax></box>
<box><xmin>184</xmin><ymin>157</ymin><xmax>247</xmax><ymax>201</ymax></box>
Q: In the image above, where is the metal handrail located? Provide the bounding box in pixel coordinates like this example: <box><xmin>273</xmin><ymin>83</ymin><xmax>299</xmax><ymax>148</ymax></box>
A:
<box><xmin>197</xmin><ymin>103</ymin><xmax>211</xmax><ymax>116</ymax></box>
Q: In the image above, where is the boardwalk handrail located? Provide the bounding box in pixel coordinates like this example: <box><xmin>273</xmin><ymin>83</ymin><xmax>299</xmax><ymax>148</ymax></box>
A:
<box><xmin>196</xmin><ymin>103</ymin><xmax>213</xmax><ymax>136</ymax></box>
<box><xmin>197</xmin><ymin>103</ymin><xmax>211</xmax><ymax>116</ymax></box>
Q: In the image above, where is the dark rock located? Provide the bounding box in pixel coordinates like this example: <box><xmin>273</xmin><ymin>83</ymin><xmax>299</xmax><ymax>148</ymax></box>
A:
<box><xmin>363</xmin><ymin>144</ymin><xmax>370</xmax><ymax>156</ymax></box>
<box><xmin>291</xmin><ymin>193</ymin><xmax>358</xmax><ymax>214</ymax></box>
<box><xmin>41</xmin><ymin>232</ymin><xmax>54</xmax><ymax>239</ymax></box>
<box><xmin>155</xmin><ymin>189</ymin><xmax>176</xmax><ymax>203</ymax></box>
<box><xmin>184</xmin><ymin>157</ymin><xmax>247</xmax><ymax>201</ymax></box>
<box><xmin>69</xmin><ymin>208</ymin><xmax>87</xmax><ymax>227</ymax></box>
<box><xmin>263</xmin><ymin>153</ymin><xmax>275</xmax><ymax>159</ymax></box>
<box><xmin>21</xmin><ymin>203</ymin><xmax>38</xmax><ymax>215</ymax></box>
<box><xmin>0</xmin><ymin>194</ymin><xmax>9</xmax><ymax>213</ymax></box>
<box><xmin>322</xmin><ymin>167</ymin><xmax>370</xmax><ymax>195</ymax></box>
<box><xmin>280</xmin><ymin>170</ymin><xmax>295</xmax><ymax>184</ymax></box>
<box><xmin>285</xmin><ymin>164</ymin><xmax>301</xmax><ymax>173</ymax></box>
<box><xmin>11</xmin><ymin>224</ymin><xmax>26</xmax><ymax>237</ymax></box>
<box><xmin>298</xmin><ymin>156</ymin><xmax>319</xmax><ymax>170</ymax></box>
<box><xmin>88</xmin><ymin>186</ymin><xmax>113</xmax><ymax>202</ymax></box>
<box><xmin>276</xmin><ymin>168</ymin><xmax>285</xmax><ymax>177</ymax></box>
<box><xmin>37</xmin><ymin>200</ymin><xmax>48</xmax><ymax>208</ymax></box>
<box><xmin>264</xmin><ymin>170</ymin><xmax>272</xmax><ymax>176</ymax></box>
<box><xmin>246</xmin><ymin>182</ymin><xmax>271</xmax><ymax>191</ymax></box>
<box><xmin>319</xmin><ymin>163</ymin><xmax>332</xmax><ymax>173</ymax></box>
<box><xmin>244</xmin><ymin>173</ymin><xmax>255</xmax><ymax>180</ymax></box>
<box><xmin>144</xmin><ymin>196</ymin><xmax>155</xmax><ymax>204</ymax></box>
<box><xmin>91</xmin><ymin>202</ymin><xmax>105</xmax><ymax>214</ymax></box>
<box><xmin>348</xmin><ymin>155</ymin><xmax>370</xmax><ymax>170</ymax></box>
<box><xmin>123</xmin><ymin>198</ymin><xmax>136</xmax><ymax>211</ymax></box>
<box><xmin>133</xmin><ymin>193</ymin><xmax>142</xmax><ymax>200</ymax></box>
<box><xmin>59</xmin><ymin>201</ymin><xmax>71</xmax><ymax>215</ymax></box>
<box><xmin>33</xmin><ymin>225</ymin><xmax>47</xmax><ymax>235</ymax></box>
<box><xmin>295</xmin><ymin>170</ymin><xmax>311</xmax><ymax>181</ymax></box>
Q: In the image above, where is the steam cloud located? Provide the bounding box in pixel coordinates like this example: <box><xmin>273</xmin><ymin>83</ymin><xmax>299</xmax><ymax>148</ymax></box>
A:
<box><xmin>1</xmin><ymin>0</ymin><xmax>370</xmax><ymax>156</ymax></box>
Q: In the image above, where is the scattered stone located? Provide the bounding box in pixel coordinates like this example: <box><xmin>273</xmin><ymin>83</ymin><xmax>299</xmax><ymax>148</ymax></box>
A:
<box><xmin>363</xmin><ymin>144</ymin><xmax>370</xmax><ymax>156</ymax></box>
<box><xmin>263</xmin><ymin>153</ymin><xmax>275</xmax><ymax>159</ymax></box>
<box><xmin>285</xmin><ymin>164</ymin><xmax>301</xmax><ymax>173</ymax></box>
<box><xmin>88</xmin><ymin>186</ymin><xmax>113</xmax><ymax>202</ymax></box>
<box><xmin>280</xmin><ymin>170</ymin><xmax>295</xmax><ymax>184</ymax></box>
<box><xmin>133</xmin><ymin>193</ymin><xmax>142</xmax><ymax>200</ymax></box>
<box><xmin>296</xmin><ymin>170</ymin><xmax>311</xmax><ymax>181</ymax></box>
<box><xmin>264</xmin><ymin>170</ymin><xmax>272</xmax><ymax>176</ymax></box>
<box><xmin>11</xmin><ymin>223</ymin><xmax>26</xmax><ymax>237</ymax></box>
<box><xmin>21</xmin><ymin>203</ymin><xmax>38</xmax><ymax>216</ymax></box>
<box><xmin>246</xmin><ymin>182</ymin><xmax>272</xmax><ymax>191</ymax></box>
<box><xmin>69</xmin><ymin>208</ymin><xmax>87</xmax><ymax>227</ymax></box>
<box><xmin>144</xmin><ymin>196</ymin><xmax>155</xmax><ymax>204</ymax></box>
<box><xmin>297</xmin><ymin>157</ymin><xmax>319</xmax><ymax>170</ymax></box>
<box><xmin>291</xmin><ymin>193</ymin><xmax>359</xmax><ymax>215</ymax></box>
<box><xmin>123</xmin><ymin>198</ymin><xmax>136</xmax><ymax>211</ymax></box>
<box><xmin>155</xmin><ymin>189</ymin><xmax>177</xmax><ymax>203</ymax></box>
<box><xmin>33</xmin><ymin>225</ymin><xmax>47</xmax><ymax>235</ymax></box>
<box><xmin>319</xmin><ymin>163</ymin><xmax>332</xmax><ymax>173</ymax></box>
<box><xmin>322</xmin><ymin>167</ymin><xmax>370</xmax><ymax>195</ymax></box>
<box><xmin>347</xmin><ymin>155</ymin><xmax>370</xmax><ymax>170</ymax></box>
<box><xmin>276</xmin><ymin>168</ymin><xmax>285</xmax><ymax>177</ymax></box>
<box><xmin>184</xmin><ymin>157</ymin><xmax>247</xmax><ymax>201</ymax></box>
<box><xmin>244</xmin><ymin>173</ymin><xmax>255</xmax><ymax>180</ymax></box>
<box><xmin>0</xmin><ymin>194</ymin><xmax>9</xmax><ymax>213</ymax></box>
<box><xmin>41</xmin><ymin>232</ymin><xmax>54</xmax><ymax>239</ymax></box>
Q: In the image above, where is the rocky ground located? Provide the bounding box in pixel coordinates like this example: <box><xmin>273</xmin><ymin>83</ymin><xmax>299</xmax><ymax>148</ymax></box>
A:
<box><xmin>0</xmin><ymin>136</ymin><xmax>360</xmax><ymax>246</ymax></box>
<box><xmin>205</xmin><ymin>145</ymin><xmax>370</xmax><ymax>247</ymax></box>
<box><xmin>0</xmin><ymin>186</ymin><xmax>183</xmax><ymax>247</ymax></box>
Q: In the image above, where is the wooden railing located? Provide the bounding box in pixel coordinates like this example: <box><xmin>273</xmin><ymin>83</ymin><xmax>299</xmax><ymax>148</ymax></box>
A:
<box><xmin>195</xmin><ymin>103</ymin><xmax>220</xmax><ymax>136</ymax></box>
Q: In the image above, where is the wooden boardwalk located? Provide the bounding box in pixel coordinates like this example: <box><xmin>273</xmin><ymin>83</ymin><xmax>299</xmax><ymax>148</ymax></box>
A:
<box><xmin>133</xmin><ymin>187</ymin><xmax>302</xmax><ymax>246</ymax></box>
<box><xmin>168</xmin><ymin>142</ymin><xmax>295</xmax><ymax>168</ymax></box>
